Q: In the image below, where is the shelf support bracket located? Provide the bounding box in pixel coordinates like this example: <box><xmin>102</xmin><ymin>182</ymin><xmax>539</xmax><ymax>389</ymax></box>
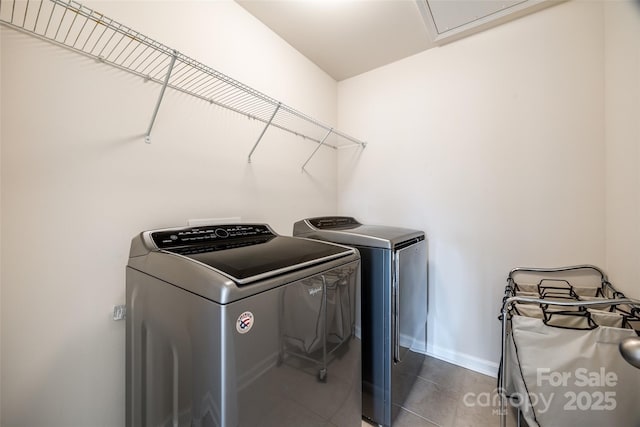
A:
<box><xmin>301</xmin><ymin>128</ymin><xmax>333</xmax><ymax>172</ymax></box>
<box><xmin>248</xmin><ymin>102</ymin><xmax>281</xmax><ymax>163</ymax></box>
<box><xmin>145</xmin><ymin>50</ymin><xmax>178</xmax><ymax>144</ymax></box>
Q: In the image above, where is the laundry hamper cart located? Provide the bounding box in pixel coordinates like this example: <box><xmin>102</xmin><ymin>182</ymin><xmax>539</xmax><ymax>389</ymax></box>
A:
<box><xmin>498</xmin><ymin>265</ymin><xmax>640</xmax><ymax>427</ymax></box>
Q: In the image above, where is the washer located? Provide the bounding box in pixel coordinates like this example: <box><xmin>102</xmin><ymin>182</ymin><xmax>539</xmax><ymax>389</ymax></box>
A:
<box><xmin>293</xmin><ymin>216</ymin><xmax>428</xmax><ymax>427</ymax></box>
<box><xmin>126</xmin><ymin>223</ymin><xmax>361</xmax><ymax>427</ymax></box>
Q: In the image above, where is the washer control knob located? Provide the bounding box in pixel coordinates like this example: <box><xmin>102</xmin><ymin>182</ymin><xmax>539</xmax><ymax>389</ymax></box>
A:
<box><xmin>215</xmin><ymin>228</ymin><xmax>229</xmax><ymax>238</ymax></box>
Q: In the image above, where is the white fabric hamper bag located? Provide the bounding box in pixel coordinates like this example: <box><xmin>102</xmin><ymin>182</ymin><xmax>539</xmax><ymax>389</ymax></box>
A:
<box><xmin>507</xmin><ymin>315</ymin><xmax>640</xmax><ymax>427</ymax></box>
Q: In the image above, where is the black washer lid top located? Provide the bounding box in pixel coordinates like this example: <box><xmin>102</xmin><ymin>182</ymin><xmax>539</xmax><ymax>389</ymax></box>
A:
<box><xmin>148</xmin><ymin>224</ymin><xmax>353</xmax><ymax>284</ymax></box>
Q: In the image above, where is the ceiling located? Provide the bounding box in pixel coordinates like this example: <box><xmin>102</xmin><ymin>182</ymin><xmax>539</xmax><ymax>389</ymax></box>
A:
<box><xmin>236</xmin><ymin>0</ymin><xmax>432</xmax><ymax>81</ymax></box>
<box><xmin>236</xmin><ymin>0</ymin><xmax>558</xmax><ymax>82</ymax></box>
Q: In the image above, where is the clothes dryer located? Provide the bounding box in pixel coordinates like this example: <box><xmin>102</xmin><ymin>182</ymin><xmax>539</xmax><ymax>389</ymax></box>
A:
<box><xmin>294</xmin><ymin>216</ymin><xmax>427</xmax><ymax>427</ymax></box>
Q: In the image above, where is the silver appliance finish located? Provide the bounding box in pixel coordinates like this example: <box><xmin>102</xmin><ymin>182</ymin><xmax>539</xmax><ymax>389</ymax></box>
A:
<box><xmin>293</xmin><ymin>217</ymin><xmax>428</xmax><ymax>427</ymax></box>
<box><xmin>126</xmin><ymin>223</ymin><xmax>361</xmax><ymax>427</ymax></box>
<box><xmin>620</xmin><ymin>337</ymin><xmax>640</xmax><ymax>369</ymax></box>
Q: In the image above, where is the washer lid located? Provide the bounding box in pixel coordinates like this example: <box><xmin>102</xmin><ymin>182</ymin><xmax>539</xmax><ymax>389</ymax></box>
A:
<box><xmin>143</xmin><ymin>224</ymin><xmax>353</xmax><ymax>285</ymax></box>
<box><xmin>166</xmin><ymin>235</ymin><xmax>350</xmax><ymax>284</ymax></box>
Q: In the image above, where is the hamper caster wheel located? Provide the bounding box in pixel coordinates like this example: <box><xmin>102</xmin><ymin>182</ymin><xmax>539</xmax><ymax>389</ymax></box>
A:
<box><xmin>318</xmin><ymin>368</ymin><xmax>327</xmax><ymax>382</ymax></box>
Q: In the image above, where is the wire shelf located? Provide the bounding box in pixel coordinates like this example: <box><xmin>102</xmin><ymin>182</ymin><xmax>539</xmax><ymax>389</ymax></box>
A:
<box><xmin>0</xmin><ymin>0</ymin><xmax>366</xmax><ymax>166</ymax></box>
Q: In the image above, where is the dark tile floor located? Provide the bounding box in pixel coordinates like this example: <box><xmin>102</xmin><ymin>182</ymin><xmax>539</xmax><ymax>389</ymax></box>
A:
<box><xmin>362</xmin><ymin>356</ymin><xmax>524</xmax><ymax>427</ymax></box>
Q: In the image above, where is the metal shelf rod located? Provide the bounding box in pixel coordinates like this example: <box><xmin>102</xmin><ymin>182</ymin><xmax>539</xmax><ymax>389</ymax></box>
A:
<box><xmin>248</xmin><ymin>103</ymin><xmax>281</xmax><ymax>163</ymax></box>
<box><xmin>145</xmin><ymin>50</ymin><xmax>178</xmax><ymax>143</ymax></box>
<box><xmin>302</xmin><ymin>128</ymin><xmax>333</xmax><ymax>171</ymax></box>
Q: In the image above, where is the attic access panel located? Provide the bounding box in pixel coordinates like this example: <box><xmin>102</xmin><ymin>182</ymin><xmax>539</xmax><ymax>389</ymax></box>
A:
<box><xmin>417</xmin><ymin>0</ymin><xmax>561</xmax><ymax>45</ymax></box>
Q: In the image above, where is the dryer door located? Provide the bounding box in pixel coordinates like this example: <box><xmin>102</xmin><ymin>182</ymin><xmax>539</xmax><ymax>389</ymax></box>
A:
<box><xmin>393</xmin><ymin>239</ymin><xmax>428</xmax><ymax>363</ymax></box>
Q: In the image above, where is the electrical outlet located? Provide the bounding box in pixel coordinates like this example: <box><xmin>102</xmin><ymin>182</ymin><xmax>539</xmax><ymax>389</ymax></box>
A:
<box><xmin>113</xmin><ymin>305</ymin><xmax>126</xmax><ymax>320</ymax></box>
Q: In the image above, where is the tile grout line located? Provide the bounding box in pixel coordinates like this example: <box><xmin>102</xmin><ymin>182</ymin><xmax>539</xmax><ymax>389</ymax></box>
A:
<box><xmin>395</xmin><ymin>405</ymin><xmax>443</xmax><ymax>427</ymax></box>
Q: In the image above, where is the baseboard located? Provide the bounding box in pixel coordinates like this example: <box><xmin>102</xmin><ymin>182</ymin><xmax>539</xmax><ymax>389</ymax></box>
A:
<box><xmin>428</xmin><ymin>344</ymin><xmax>498</xmax><ymax>378</ymax></box>
<box><xmin>409</xmin><ymin>338</ymin><xmax>499</xmax><ymax>378</ymax></box>
<box><xmin>397</xmin><ymin>333</ymin><xmax>500</xmax><ymax>378</ymax></box>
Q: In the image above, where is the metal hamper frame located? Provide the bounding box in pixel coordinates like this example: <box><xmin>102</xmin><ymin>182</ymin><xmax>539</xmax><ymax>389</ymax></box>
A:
<box><xmin>498</xmin><ymin>265</ymin><xmax>640</xmax><ymax>427</ymax></box>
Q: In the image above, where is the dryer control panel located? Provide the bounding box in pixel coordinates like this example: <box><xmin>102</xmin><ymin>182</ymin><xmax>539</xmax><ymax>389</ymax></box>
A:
<box><xmin>150</xmin><ymin>224</ymin><xmax>274</xmax><ymax>249</ymax></box>
<box><xmin>307</xmin><ymin>216</ymin><xmax>361</xmax><ymax>230</ymax></box>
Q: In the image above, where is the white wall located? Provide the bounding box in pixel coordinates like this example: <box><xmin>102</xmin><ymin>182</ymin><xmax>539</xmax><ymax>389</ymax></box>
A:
<box><xmin>337</xmin><ymin>0</ymin><xmax>607</xmax><ymax>374</ymax></box>
<box><xmin>604</xmin><ymin>1</ymin><xmax>640</xmax><ymax>297</ymax></box>
<box><xmin>0</xmin><ymin>1</ymin><xmax>338</xmax><ymax>425</ymax></box>
<box><xmin>4</xmin><ymin>0</ymin><xmax>640</xmax><ymax>424</ymax></box>
<box><xmin>0</xmin><ymin>17</ymin><xmax>3</xmax><ymax>424</ymax></box>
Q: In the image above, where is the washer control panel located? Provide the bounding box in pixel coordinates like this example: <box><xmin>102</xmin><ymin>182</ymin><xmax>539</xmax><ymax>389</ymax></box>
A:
<box><xmin>150</xmin><ymin>224</ymin><xmax>274</xmax><ymax>249</ymax></box>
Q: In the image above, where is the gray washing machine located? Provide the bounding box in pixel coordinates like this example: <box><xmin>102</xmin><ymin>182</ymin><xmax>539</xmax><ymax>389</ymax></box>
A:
<box><xmin>126</xmin><ymin>223</ymin><xmax>361</xmax><ymax>427</ymax></box>
<box><xmin>293</xmin><ymin>216</ymin><xmax>428</xmax><ymax>427</ymax></box>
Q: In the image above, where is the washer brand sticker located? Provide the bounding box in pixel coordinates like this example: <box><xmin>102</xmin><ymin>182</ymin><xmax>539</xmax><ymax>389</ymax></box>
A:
<box><xmin>236</xmin><ymin>311</ymin><xmax>254</xmax><ymax>334</ymax></box>
<box><xmin>308</xmin><ymin>286</ymin><xmax>322</xmax><ymax>296</ymax></box>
